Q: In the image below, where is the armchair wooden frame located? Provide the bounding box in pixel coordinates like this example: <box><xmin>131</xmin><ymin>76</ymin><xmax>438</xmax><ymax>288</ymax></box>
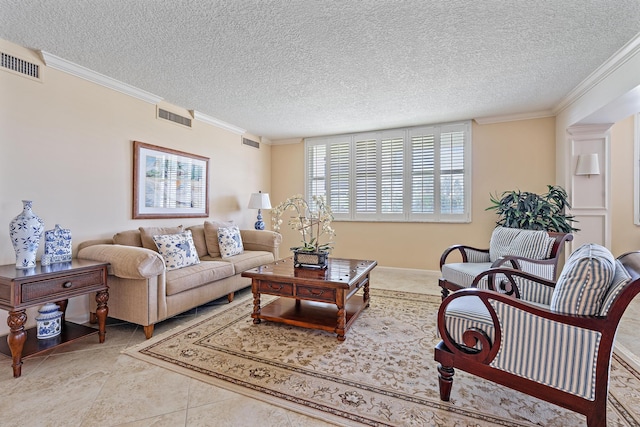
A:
<box><xmin>434</xmin><ymin>251</ymin><xmax>640</xmax><ymax>427</ymax></box>
<box><xmin>439</xmin><ymin>231</ymin><xmax>573</xmax><ymax>299</ymax></box>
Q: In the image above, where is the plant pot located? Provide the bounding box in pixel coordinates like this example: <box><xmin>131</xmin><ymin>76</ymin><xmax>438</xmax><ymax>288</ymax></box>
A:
<box><xmin>293</xmin><ymin>249</ymin><xmax>329</xmax><ymax>269</ymax></box>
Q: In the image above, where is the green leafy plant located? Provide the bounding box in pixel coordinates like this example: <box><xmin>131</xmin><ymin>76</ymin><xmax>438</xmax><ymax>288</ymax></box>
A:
<box><xmin>272</xmin><ymin>194</ymin><xmax>335</xmax><ymax>252</ymax></box>
<box><xmin>486</xmin><ymin>185</ymin><xmax>579</xmax><ymax>232</ymax></box>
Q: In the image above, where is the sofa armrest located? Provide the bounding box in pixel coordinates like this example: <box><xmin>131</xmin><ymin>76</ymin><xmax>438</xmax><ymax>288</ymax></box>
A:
<box><xmin>240</xmin><ymin>229</ymin><xmax>283</xmax><ymax>259</ymax></box>
<box><xmin>77</xmin><ymin>244</ymin><xmax>165</xmax><ymax>280</ymax></box>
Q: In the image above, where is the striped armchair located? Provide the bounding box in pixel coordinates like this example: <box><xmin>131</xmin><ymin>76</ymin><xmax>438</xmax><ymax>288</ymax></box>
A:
<box><xmin>439</xmin><ymin>226</ymin><xmax>573</xmax><ymax>300</ymax></box>
<box><xmin>434</xmin><ymin>244</ymin><xmax>640</xmax><ymax>427</ymax></box>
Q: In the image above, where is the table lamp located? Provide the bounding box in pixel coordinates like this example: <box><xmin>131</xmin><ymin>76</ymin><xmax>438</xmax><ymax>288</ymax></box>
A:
<box><xmin>248</xmin><ymin>191</ymin><xmax>271</xmax><ymax>230</ymax></box>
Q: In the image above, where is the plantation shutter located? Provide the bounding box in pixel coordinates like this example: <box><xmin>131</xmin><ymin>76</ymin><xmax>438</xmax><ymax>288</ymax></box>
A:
<box><xmin>410</xmin><ymin>132</ymin><xmax>436</xmax><ymax>215</ymax></box>
<box><xmin>306</xmin><ymin>143</ymin><xmax>326</xmax><ymax>200</ymax></box>
<box><xmin>380</xmin><ymin>132</ymin><xmax>405</xmax><ymax>219</ymax></box>
<box><xmin>355</xmin><ymin>137</ymin><xmax>377</xmax><ymax>215</ymax></box>
<box><xmin>304</xmin><ymin>120</ymin><xmax>470</xmax><ymax>222</ymax></box>
<box><xmin>328</xmin><ymin>141</ymin><xmax>350</xmax><ymax>215</ymax></box>
<box><xmin>440</xmin><ymin>129</ymin><xmax>465</xmax><ymax>214</ymax></box>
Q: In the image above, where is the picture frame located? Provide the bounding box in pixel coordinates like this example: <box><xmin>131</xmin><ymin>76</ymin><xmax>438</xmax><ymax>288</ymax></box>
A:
<box><xmin>133</xmin><ymin>141</ymin><xmax>209</xmax><ymax>219</ymax></box>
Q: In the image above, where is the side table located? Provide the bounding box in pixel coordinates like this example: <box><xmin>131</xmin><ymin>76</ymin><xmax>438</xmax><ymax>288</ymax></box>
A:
<box><xmin>0</xmin><ymin>259</ymin><xmax>109</xmax><ymax>377</ymax></box>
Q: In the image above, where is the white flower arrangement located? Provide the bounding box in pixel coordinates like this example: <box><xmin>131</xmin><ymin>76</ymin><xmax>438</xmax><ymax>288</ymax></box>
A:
<box><xmin>271</xmin><ymin>194</ymin><xmax>335</xmax><ymax>253</ymax></box>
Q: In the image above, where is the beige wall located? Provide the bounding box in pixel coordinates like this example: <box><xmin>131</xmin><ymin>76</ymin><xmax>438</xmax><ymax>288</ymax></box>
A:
<box><xmin>610</xmin><ymin>114</ymin><xmax>639</xmax><ymax>256</ymax></box>
<box><xmin>0</xmin><ymin>39</ymin><xmax>271</xmax><ymax>332</ymax></box>
<box><xmin>271</xmin><ymin>117</ymin><xmax>557</xmax><ymax>270</ymax></box>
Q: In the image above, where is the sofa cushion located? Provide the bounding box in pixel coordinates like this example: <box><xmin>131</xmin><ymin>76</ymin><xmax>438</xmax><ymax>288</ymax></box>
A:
<box><xmin>113</xmin><ymin>230</ymin><xmax>143</xmax><ymax>247</ymax></box>
<box><xmin>165</xmin><ymin>261</ymin><xmax>235</xmax><ymax>296</ymax></box>
<box><xmin>550</xmin><ymin>243</ymin><xmax>615</xmax><ymax>315</ymax></box>
<box><xmin>219</xmin><ymin>250</ymin><xmax>275</xmax><ymax>274</ymax></box>
<box><xmin>489</xmin><ymin>227</ymin><xmax>554</xmax><ymax>262</ymax></box>
<box><xmin>139</xmin><ymin>225</ymin><xmax>183</xmax><ymax>251</ymax></box>
<box><xmin>153</xmin><ymin>230</ymin><xmax>200</xmax><ymax>271</ymax></box>
<box><xmin>203</xmin><ymin>220</ymin><xmax>234</xmax><ymax>257</ymax></box>
<box><xmin>218</xmin><ymin>226</ymin><xmax>244</xmax><ymax>258</ymax></box>
<box><xmin>186</xmin><ymin>224</ymin><xmax>209</xmax><ymax>258</ymax></box>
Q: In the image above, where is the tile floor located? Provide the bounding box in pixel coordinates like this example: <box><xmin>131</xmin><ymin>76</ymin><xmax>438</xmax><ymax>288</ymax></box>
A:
<box><xmin>0</xmin><ymin>267</ymin><xmax>638</xmax><ymax>427</ymax></box>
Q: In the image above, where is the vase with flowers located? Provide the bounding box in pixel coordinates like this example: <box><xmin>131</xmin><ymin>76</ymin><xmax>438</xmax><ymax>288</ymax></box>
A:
<box><xmin>272</xmin><ymin>194</ymin><xmax>335</xmax><ymax>269</ymax></box>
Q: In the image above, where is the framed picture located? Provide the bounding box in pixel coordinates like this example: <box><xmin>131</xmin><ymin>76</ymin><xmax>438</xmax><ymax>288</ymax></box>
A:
<box><xmin>133</xmin><ymin>141</ymin><xmax>209</xmax><ymax>219</ymax></box>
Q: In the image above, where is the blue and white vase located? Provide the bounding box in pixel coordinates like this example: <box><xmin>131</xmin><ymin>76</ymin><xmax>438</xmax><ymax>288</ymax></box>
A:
<box><xmin>9</xmin><ymin>200</ymin><xmax>45</xmax><ymax>269</ymax></box>
<box><xmin>36</xmin><ymin>303</ymin><xmax>63</xmax><ymax>339</ymax></box>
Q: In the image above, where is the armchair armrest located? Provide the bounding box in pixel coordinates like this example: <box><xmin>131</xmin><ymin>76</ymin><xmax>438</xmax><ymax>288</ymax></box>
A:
<box><xmin>471</xmin><ymin>266</ymin><xmax>556</xmax><ymax>299</ymax></box>
<box><xmin>439</xmin><ymin>245</ymin><xmax>490</xmax><ymax>269</ymax></box>
<box><xmin>77</xmin><ymin>244</ymin><xmax>165</xmax><ymax>280</ymax></box>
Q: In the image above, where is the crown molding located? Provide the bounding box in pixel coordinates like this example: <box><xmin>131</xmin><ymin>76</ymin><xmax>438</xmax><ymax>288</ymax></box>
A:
<box><xmin>41</xmin><ymin>51</ymin><xmax>163</xmax><ymax>104</ymax></box>
<box><xmin>553</xmin><ymin>33</ymin><xmax>640</xmax><ymax>115</ymax></box>
<box><xmin>473</xmin><ymin>110</ymin><xmax>554</xmax><ymax>125</ymax></box>
<box><xmin>192</xmin><ymin>111</ymin><xmax>246</xmax><ymax>135</ymax></box>
<box><xmin>566</xmin><ymin>123</ymin><xmax>614</xmax><ymax>137</ymax></box>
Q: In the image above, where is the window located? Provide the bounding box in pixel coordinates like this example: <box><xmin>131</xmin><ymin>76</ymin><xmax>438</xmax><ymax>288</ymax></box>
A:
<box><xmin>305</xmin><ymin>121</ymin><xmax>471</xmax><ymax>222</ymax></box>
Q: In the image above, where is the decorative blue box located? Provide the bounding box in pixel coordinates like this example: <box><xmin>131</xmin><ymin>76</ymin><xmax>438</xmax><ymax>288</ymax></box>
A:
<box><xmin>42</xmin><ymin>224</ymin><xmax>72</xmax><ymax>265</ymax></box>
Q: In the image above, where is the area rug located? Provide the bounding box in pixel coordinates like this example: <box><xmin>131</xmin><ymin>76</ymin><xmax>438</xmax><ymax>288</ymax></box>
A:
<box><xmin>124</xmin><ymin>289</ymin><xmax>640</xmax><ymax>426</ymax></box>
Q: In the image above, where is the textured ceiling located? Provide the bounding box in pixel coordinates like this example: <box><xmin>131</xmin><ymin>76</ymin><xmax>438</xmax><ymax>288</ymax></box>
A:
<box><xmin>1</xmin><ymin>1</ymin><xmax>639</xmax><ymax>140</ymax></box>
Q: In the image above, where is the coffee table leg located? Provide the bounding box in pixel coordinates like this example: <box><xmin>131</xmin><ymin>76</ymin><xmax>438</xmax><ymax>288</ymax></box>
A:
<box><xmin>336</xmin><ymin>305</ymin><xmax>346</xmax><ymax>341</ymax></box>
<box><xmin>336</xmin><ymin>291</ymin><xmax>346</xmax><ymax>341</ymax></box>
<box><xmin>364</xmin><ymin>274</ymin><xmax>371</xmax><ymax>308</ymax></box>
<box><xmin>7</xmin><ymin>309</ymin><xmax>27</xmax><ymax>378</ymax></box>
<box><xmin>252</xmin><ymin>291</ymin><xmax>261</xmax><ymax>324</ymax></box>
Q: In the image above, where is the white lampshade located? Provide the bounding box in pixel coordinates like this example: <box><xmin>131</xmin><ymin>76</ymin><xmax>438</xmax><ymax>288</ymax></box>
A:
<box><xmin>575</xmin><ymin>153</ymin><xmax>600</xmax><ymax>177</ymax></box>
<box><xmin>248</xmin><ymin>192</ymin><xmax>272</xmax><ymax>209</ymax></box>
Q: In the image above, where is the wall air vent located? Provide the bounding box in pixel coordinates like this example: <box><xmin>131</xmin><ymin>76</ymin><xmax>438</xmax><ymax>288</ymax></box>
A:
<box><xmin>158</xmin><ymin>108</ymin><xmax>192</xmax><ymax>128</ymax></box>
<box><xmin>1</xmin><ymin>52</ymin><xmax>40</xmax><ymax>80</ymax></box>
<box><xmin>242</xmin><ymin>137</ymin><xmax>260</xmax><ymax>149</ymax></box>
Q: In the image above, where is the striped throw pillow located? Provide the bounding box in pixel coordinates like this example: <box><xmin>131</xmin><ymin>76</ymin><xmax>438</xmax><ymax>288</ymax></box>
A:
<box><xmin>489</xmin><ymin>226</ymin><xmax>553</xmax><ymax>262</ymax></box>
<box><xmin>550</xmin><ymin>243</ymin><xmax>615</xmax><ymax>315</ymax></box>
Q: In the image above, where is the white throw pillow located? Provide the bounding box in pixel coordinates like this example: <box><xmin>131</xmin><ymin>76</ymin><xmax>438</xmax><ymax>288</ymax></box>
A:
<box><xmin>217</xmin><ymin>226</ymin><xmax>244</xmax><ymax>258</ymax></box>
<box><xmin>152</xmin><ymin>230</ymin><xmax>200</xmax><ymax>271</ymax></box>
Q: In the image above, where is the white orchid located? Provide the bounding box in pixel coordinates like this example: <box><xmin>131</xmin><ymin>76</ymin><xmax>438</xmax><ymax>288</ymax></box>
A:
<box><xmin>271</xmin><ymin>194</ymin><xmax>335</xmax><ymax>253</ymax></box>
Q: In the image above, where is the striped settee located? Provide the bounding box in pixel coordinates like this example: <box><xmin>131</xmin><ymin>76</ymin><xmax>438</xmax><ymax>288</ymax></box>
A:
<box><xmin>434</xmin><ymin>244</ymin><xmax>640</xmax><ymax>427</ymax></box>
<box><xmin>439</xmin><ymin>226</ymin><xmax>573</xmax><ymax>301</ymax></box>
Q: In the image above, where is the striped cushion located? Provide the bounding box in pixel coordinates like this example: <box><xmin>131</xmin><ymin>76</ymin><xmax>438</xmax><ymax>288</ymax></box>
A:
<box><xmin>550</xmin><ymin>244</ymin><xmax>615</xmax><ymax>315</ymax></box>
<box><xmin>443</xmin><ymin>296</ymin><xmax>495</xmax><ymax>350</ymax></box>
<box><xmin>599</xmin><ymin>260</ymin><xmax>632</xmax><ymax>315</ymax></box>
<box><xmin>441</xmin><ymin>262</ymin><xmax>493</xmax><ymax>288</ymax></box>
<box><xmin>489</xmin><ymin>227</ymin><xmax>554</xmax><ymax>262</ymax></box>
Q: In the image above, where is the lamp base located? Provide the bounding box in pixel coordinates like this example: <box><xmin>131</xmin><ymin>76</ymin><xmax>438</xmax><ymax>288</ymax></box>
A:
<box><xmin>254</xmin><ymin>210</ymin><xmax>265</xmax><ymax>230</ymax></box>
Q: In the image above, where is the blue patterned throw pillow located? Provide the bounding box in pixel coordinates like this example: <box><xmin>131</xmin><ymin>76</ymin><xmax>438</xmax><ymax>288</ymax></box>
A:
<box><xmin>152</xmin><ymin>230</ymin><xmax>200</xmax><ymax>271</ymax></box>
<box><xmin>217</xmin><ymin>226</ymin><xmax>244</xmax><ymax>258</ymax></box>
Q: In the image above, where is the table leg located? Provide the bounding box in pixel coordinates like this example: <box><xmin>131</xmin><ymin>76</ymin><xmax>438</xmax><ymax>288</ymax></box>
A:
<box><xmin>364</xmin><ymin>274</ymin><xmax>370</xmax><ymax>308</ymax></box>
<box><xmin>95</xmin><ymin>289</ymin><xmax>109</xmax><ymax>343</ymax></box>
<box><xmin>252</xmin><ymin>290</ymin><xmax>261</xmax><ymax>324</ymax></box>
<box><xmin>336</xmin><ymin>292</ymin><xmax>346</xmax><ymax>341</ymax></box>
<box><xmin>7</xmin><ymin>310</ymin><xmax>27</xmax><ymax>378</ymax></box>
<box><xmin>55</xmin><ymin>299</ymin><xmax>68</xmax><ymax>323</ymax></box>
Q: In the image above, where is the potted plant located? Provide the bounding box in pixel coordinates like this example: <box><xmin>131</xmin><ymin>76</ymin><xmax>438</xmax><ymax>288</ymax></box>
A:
<box><xmin>272</xmin><ymin>194</ymin><xmax>335</xmax><ymax>268</ymax></box>
<box><xmin>486</xmin><ymin>185</ymin><xmax>579</xmax><ymax>232</ymax></box>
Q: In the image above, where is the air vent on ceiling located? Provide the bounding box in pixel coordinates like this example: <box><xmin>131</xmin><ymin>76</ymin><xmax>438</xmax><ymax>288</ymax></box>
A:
<box><xmin>158</xmin><ymin>108</ymin><xmax>192</xmax><ymax>128</ymax></box>
<box><xmin>242</xmin><ymin>137</ymin><xmax>260</xmax><ymax>149</ymax></box>
<box><xmin>1</xmin><ymin>51</ymin><xmax>40</xmax><ymax>79</ymax></box>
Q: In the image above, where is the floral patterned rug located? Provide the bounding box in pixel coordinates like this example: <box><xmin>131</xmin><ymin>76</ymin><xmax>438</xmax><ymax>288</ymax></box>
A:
<box><xmin>125</xmin><ymin>289</ymin><xmax>640</xmax><ymax>426</ymax></box>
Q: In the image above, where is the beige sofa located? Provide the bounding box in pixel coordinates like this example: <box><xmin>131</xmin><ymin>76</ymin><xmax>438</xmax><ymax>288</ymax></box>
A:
<box><xmin>77</xmin><ymin>222</ymin><xmax>282</xmax><ymax>338</ymax></box>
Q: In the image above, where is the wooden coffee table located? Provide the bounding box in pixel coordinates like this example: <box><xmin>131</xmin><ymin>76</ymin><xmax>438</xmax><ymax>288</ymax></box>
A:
<box><xmin>241</xmin><ymin>257</ymin><xmax>377</xmax><ymax>341</ymax></box>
